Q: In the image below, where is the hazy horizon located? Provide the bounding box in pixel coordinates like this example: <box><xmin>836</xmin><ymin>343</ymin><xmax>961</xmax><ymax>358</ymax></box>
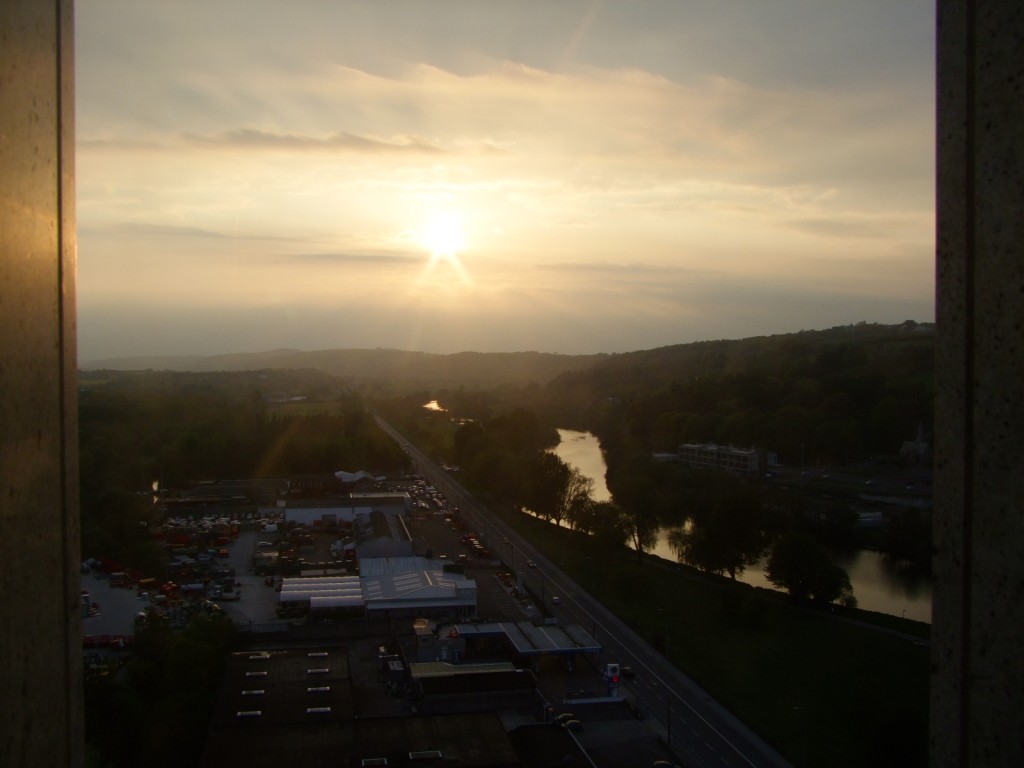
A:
<box><xmin>79</xmin><ymin>318</ymin><xmax>934</xmax><ymax>368</ymax></box>
<box><xmin>76</xmin><ymin>1</ymin><xmax>936</xmax><ymax>360</ymax></box>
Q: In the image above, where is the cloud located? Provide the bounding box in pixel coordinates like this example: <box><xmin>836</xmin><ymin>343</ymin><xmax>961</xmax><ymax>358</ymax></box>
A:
<box><xmin>74</xmin><ymin>2</ymin><xmax>935</xmax><ymax>358</ymax></box>
<box><xmin>87</xmin><ymin>221</ymin><xmax>310</xmax><ymax>243</ymax></box>
<box><xmin>785</xmin><ymin>218</ymin><xmax>886</xmax><ymax>239</ymax></box>
<box><xmin>535</xmin><ymin>260</ymin><xmax>690</xmax><ymax>276</ymax></box>
<box><xmin>281</xmin><ymin>251</ymin><xmax>421</xmax><ymax>265</ymax></box>
<box><xmin>184</xmin><ymin>128</ymin><xmax>445</xmax><ymax>154</ymax></box>
<box><xmin>103</xmin><ymin>222</ymin><xmax>228</xmax><ymax>238</ymax></box>
<box><xmin>78</xmin><ymin>138</ymin><xmax>168</xmax><ymax>152</ymax></box>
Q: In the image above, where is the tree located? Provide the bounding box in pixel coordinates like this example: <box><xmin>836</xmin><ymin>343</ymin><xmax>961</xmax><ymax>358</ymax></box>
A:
<box><xmin>561</xmin><ymin>465</ymin><xmax>595</xmax><ymax>527</ymax></box>
<box><xmin>525</xmin><ymin>453</ymin><xmax>595</xmax><ymax>525</ymax></box>
<box><xmin>88</xmin><ymin>610</ymin><xmax>234</xmax><ymax>768</ymax></box>
<box><xmin>766</xmin><ymin>531</ymin><xmax>855</xmax><ymax>606</ymax></box>
<box><xmin>669</xmin><ymin>487</ymin><xmax>769</xmax><ymax>579</ymax></box>
<box><xmin>526</xmin><ymin>452</ymin><xmax>570</xmax><ymax>522</ymax></box>
<box><xmin>565</xmin><ymin>486</ymin><xmax>596</xmax><ymax>532</ymax></box>
<box><xmin>452</xmin><ymin>420</ymin><xmax>485</xmax><ymax>466</ymax></box>
<box><xmin>584</xmin><ymin>501</ymin><xmax>633</xmax><ymax>550</ymax></box>
<box><xmin>605</xmin><ymin>446</ymin><xmax>659</xmax><ymax>558</ymax></box>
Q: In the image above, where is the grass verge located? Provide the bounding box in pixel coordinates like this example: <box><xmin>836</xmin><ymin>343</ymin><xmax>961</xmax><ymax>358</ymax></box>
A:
<box><xmin>491</xmin><ymin>504</ymin><xmax>930</xmax><ymax>768</ymax></box>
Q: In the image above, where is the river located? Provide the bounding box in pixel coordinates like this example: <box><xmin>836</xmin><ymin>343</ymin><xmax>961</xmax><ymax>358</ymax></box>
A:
<box><xmin>548</xmin><ymin>428</ymin><xmax>933</xmax><ymax>623</ymax></box>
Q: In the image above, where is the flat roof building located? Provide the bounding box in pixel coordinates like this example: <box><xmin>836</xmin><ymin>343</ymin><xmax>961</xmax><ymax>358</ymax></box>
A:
<box><xmin>278</xmin><ymin>559</ymin><xmax>478</xmax><ymax>621</ymax></box>
<box><xmin>678</xmin><ymin>442</ymin><xmax>760</xmax><ymax>475</ymax></box>
<box><xmin>363</xmin><ymin>566</ymin><xmax>477</xmax><ymax>619</ymax></box>
<box><xmin>200</xmin><ymin>648</ymin><xmax>522</xmax><ymax>767</ymax></box>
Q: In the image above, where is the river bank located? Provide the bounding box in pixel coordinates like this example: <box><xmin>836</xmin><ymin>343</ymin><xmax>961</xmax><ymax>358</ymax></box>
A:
<box><xmin>493</xmin><ymin>500</ymin><xmax>930</xmax><ymax>768</ymax></box>
<box><xmin>548</xmin><ymin>429</ymin><xmax>933</xmax><ymax>623</ymax></box>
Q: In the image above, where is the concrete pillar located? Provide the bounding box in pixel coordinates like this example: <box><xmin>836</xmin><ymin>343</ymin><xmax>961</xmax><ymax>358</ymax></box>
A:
<box><xmin>0</xmin><ymin>1</ymin><xmax>81</xmax><ymax>767</ymax></box>
<box><xmin>933</xmin><ymin>3</ymin><xmax>1024</xmax><ymax>767</ymax></box>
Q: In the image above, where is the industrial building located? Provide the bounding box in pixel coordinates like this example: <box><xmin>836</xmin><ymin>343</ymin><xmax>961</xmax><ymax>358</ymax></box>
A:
<box><xmin>278</xmin><ymin>558</ymin><xmax>478</xmax><ymax>621</ymax></box>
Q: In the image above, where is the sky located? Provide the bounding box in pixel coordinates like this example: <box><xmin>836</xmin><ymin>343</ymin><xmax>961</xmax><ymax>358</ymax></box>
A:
<box><xmin>75</xmin><ymin>1</ymin><xmax>935</xmax><ymax>362</ymax></box>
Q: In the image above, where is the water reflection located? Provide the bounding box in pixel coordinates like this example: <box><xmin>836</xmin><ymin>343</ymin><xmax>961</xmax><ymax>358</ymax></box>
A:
<box><xmin>547</xmin><ymin>429</ymin><xmax>611</xmax><ymax>502</ymax></box>
<box><xmin>551</xmin><ymin>429</ymin><xmax>933</xmax><ymax>623</ymax></box>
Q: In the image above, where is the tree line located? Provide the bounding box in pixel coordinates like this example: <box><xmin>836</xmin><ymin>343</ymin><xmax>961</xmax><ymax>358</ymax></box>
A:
<box><xmin>543</xmin><ymin>323</ymin><xmax>934</xmax><ymax>467</ymax></box>
<box><xmin>380</xmin><ymin>387</ymin><xmax>930</xmax><ymax>607</ymax></box>
<box><xmin>79</xmin><ymin>369</ymin><xmax>409</xmax><ymax>570</ymax></box>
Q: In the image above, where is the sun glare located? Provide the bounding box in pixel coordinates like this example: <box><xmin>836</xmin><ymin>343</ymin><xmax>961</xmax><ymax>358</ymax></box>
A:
<box><xmin>421</xmin><ymin>212</ymin><xmax>465</xmax><ymax>256</ymax></box>
<box><xmin>418</xmin><ymin>211</ymin><xmax>473</xmax><ymax>286</ymax></box>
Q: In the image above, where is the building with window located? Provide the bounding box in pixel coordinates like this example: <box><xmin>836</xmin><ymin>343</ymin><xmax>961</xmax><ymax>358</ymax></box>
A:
<box><xmin>678</xmin><ymin>443</ymin><xmax>760</xmax><ymax>475</ymax></box>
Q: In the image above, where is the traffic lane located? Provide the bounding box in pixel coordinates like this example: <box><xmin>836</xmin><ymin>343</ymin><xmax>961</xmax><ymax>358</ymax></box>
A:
<box><xmin>513</xmin><ymin>549</ymin><xmax>787</xmax><ymax>767</ymax></box>
<box><xmin>585</xmin><ymin>616</ymin><xmax>780</xmax><ymax>767</ymax></box>
<box><xmin>379</xmin><ymin>417</ymin><xmax>789</xmax><ymax>767</ymax></box>
<box><xmin>444</xmin><ymin>502</ymin><xmax>760</xmax><ymax>768</ymax></box>
<box><xmin>453</xmin><ymin>517</ymin><xmax>775</xmax><ymax>766</ymax></box>
<box><xmin>537</xmin><ymin>587</ymin><xmax>745</xmax><ymax>768</ymax></box>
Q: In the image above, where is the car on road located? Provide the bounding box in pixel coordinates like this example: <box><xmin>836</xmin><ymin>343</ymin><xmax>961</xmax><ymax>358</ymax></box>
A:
<box><xmin>551</xmin><ymin>596</ymin><xmax>560</xmax><ymax>605</ymax></box>
<box><xmin>527</xmin><ymin>560</ymin><xmax>537</xmax><ymax>568</ymax></box>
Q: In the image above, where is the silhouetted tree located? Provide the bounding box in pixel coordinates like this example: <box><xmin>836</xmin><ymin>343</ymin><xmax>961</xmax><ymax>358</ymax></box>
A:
<box><xmin>583</xmin><ymin>501</ymin><xmax>633</xmax><ymax>550</ymax></box>
<box><xmin>669</xmin><ymin>487</ymin><xmax>769</xmax><ymax>579</ymax></box>
<box><xmin>766</xmin><ymin>531</ymin><xmax>855</xmax><ymax>606</ymax></box>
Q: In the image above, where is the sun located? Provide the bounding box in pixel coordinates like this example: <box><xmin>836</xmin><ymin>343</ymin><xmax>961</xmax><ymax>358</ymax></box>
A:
<box><xmin>418</xmin><ymin>211</ymin><xmax>473</xmax><ymax>285</ymax></box>
<box><xmin>421</xmin><ymin>211</ymin><xmax>465</xmax><ymax>256</ymax></box>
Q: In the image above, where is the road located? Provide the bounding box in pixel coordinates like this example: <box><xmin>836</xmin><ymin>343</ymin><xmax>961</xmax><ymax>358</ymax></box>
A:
<box><xmin>376</xmin><ymin>415</ymin><xmax>793</xmax><ymax>768</ymax></box>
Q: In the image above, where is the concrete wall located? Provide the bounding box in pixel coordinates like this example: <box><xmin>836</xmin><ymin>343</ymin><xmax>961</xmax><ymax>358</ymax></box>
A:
<box><xmin>0</xmin><ymin>1</ymin><xmax>81</xmax><ymax>766</ymax></box>
<box><xmin>932</xmin><ymin>3</ymin><xmax>1024</xmax><ymax>767</ymax></box>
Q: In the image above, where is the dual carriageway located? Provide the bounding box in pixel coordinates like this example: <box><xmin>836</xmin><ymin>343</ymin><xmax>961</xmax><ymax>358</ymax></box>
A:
<box><xmin>376</xmin><ymin>415</ymin><xmax>793</xmax><ymax>768</ymax></box>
